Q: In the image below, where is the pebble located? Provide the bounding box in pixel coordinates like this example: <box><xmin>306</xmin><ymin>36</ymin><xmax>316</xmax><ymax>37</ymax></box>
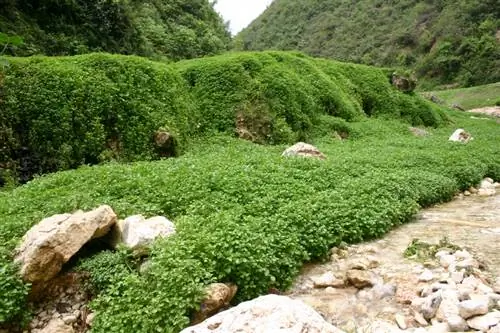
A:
<box><xmin>462</xmin><ymin>276</ymin><xmax>481</xmax><ymax>289</ymax></box>
<box><xmin>395</xmin><ymin>313</ymin><xmax>407</xmax><ymax>330</ymax></box>
<box><xmin>440</xmin><ymin>255</ymin><xmax>456</xmax><ymax>269</ymax></box>
<box><xmin>419</xmin><ymin>269</ymin><xmax>434</xmax><ymax>282</ymax></box>
<box><xmin>62</xmin><ymin>315</ymin><xmax>77</xmax><ymax>325</ymax></box>
<box><xmin>451</xmin><ymin>271</ymin><xmax>465</xmax><ymax>284</ymax></box>
<box><xmin>477</xmin><ymin>283</ymin><xmax>495</xmax><ymax>294</ymax></box>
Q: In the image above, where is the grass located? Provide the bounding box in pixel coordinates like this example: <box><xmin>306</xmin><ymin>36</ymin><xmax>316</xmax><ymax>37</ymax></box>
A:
<box><xmin>426</xmin><ymin>82</ymin><xmax>500</xmax><ymax>110</ymax></box>
<box><xmin>1</xmin><ymin>111</ymin><xmax>499</xmax><ymax>331</ymax></box>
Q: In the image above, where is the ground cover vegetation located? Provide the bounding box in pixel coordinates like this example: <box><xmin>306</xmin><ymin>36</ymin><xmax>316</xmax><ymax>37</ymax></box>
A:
<box><xmin>426</xmin><ymin>81</ymin><xmax>500</xmax><ymax>110</ymax></box>
<box><xmin>236</xmin><ymin>0</ymin><xmax>500</xmax><ymax>89</ymax></box>
<box><xmin>0</xmin><ymin>51</ymin><xmax>446</xmax><ymax>185</ymax></box>
<box><xmin>0</xmin><ymin>112</ymin><xmax>499</xmax><ymax>331</ymax></box>
<box><xmin>0</xmin><ymin>0</ymin><xmax>231</xmax><ymax>60</ymax></box>
<box><xmin>0</xmin><ymin>51</ymin><xmax>499</xmax><ymax>331</ymax></box>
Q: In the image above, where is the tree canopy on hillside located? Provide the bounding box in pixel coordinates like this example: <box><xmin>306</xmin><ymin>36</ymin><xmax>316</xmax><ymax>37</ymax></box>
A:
<box><xmin>236</xmin><ymin>0</ymin><xmax>500</xmax><ymax>88</ymax></box>
<box><xmin>0</xmin><ymin>0</ymin><xmax>231</xmax><ymax>60</ymax></box>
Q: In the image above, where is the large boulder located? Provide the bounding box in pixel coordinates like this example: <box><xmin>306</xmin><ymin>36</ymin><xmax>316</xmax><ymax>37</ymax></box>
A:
<box><xmin>180</xmin><ymin>294</ymin><xmax>345</xmax><ymax>333</ymax></box>
<box><xmin>282</xmin><ymin>142</ymin><xmax>326</xmax><ymax>160</ymax></box>
<box><xmin>15</xmin><ymin>205</ymin><xmax>116</xmax><ymax>284</ymax></box>
<box><xmin>111</xmin><ymin>215</ymin><xmax>176</xmax><ymax>253</ymax></box>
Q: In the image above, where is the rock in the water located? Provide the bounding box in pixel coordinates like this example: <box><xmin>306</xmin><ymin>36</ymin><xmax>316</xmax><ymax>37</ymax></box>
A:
<box><xmin>478</xmin><ymin>178</ymin><xmax>497</xmax><ymax>196</ymax></box>
<box><xmin>15</xmin><ymin>205</ymin><xmax>116</xmax><ymax>283</ymax></box>
<box><xmin>180</xmin><ymin>294</ymin><xmax>345</xmax><ymax>333</ymax></box>
<box><xmin>467</xmin><ymin>311</ymin><xmax>500</xmax><ymax>331</ymax></box>
<box><xmin>346</xmin><ymin>269</ymin><xmax>373</xmax><ymax>289</ymax></box>
<box><xmin>311</xmin><ymin>271</ymin><xmax>345</xmax><ymax>288</ymax></box>
<box><xmin>111</xmin><ymin>215</ymin><xmax>176</xmax><ymax>253</ymax></box>
<box><xmin>35</xmin><ymin>318</ymin><xmax>74</xmax><ymax>333</ymax></box>
<box><xmin>193</xmin><ymin>283</ymin><xmax>238</xmax><ymax>324</ymax></box>
<box><xmin>282</xmin><ymin>142</ymin><xmax>326</xmax><ymax>160</ymax></box>
<box><xmin>449</xmin><ymin>129</ymin><xmax>473</xmax><ymax>144</ymax></box>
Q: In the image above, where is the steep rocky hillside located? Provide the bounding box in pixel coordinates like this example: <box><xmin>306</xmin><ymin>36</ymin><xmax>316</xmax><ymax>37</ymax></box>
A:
<box><xmin>236</xmin><ymin>0</ymin><xmax>500</xmax><ymax>88</ymax></box>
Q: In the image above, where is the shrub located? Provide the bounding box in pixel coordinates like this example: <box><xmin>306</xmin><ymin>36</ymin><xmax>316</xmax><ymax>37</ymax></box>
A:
<box><xmin>0</xmin><ymin>113</ymin><xmax>499</xmax><ymax>331</ymax></box>
<box><xmin>1</xmin><ymin>52</ymin><xmax>447</xmax><ymax>184</ymax></box>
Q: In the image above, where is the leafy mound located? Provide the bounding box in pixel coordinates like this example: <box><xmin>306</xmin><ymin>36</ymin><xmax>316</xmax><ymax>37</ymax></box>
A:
<box><xmin>236</xmin><ymin>0</ymin><xmax>500</xmax><ymax>88</ymax></box>
<box><xmin>0</xmin><ymin>0</ymin><xmax>230</xmax><ymax>60</ymax></box>
<box><xmin>0</xmin><ymin>51</ymin><xmax>446</xmax><ymax>184</ymax></box>
<box><xmin>1</xmin><ymin>112</ymin><xmax>499</xmax><ymax>330</ymax></box>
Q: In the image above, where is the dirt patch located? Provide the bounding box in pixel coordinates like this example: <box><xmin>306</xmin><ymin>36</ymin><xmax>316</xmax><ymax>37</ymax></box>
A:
<box><xmin>467</xmin><ymin>106</ymin><xmax>500</xmax><ymax>118</ymax></box>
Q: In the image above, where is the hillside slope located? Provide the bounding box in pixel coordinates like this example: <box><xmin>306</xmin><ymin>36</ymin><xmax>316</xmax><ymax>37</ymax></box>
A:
<box><xmin>236</xmin><ymin>0</ymin><xmax>500</xmax><ymax>88</ymax></box>
<box><xmin>0</xmin><ymin>51</ymin><xmax>445</xmax><ymax>185</ymax></box>
<box><xmin>0</xmin><ymin>0</ymin><xmax>231</xmax><ymax>60</ymax></box>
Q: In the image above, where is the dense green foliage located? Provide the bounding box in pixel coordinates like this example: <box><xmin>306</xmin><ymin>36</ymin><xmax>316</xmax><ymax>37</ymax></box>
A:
<box><xmin>236</xmin><ymin>0</ymin><xmax>500</xmax><ymax>88</ymax></box>
<box><xmin>0</xmin><ymin>51</ymin><xmax>446</xmax><ymax>184</ymax></box>
<box><xmin>0</xmin><ymin>0</ymin><xmax>230</xmax><ymax>60</ymax></box>
<box><xmin>0</xmin><ymin>112</ymin><xmax>499</xmax><ymax>330</ymax></box>
<box><xmin>426</xmin><ymin>82</ymin><xmax>500</xmax><ymax>109</ymax></box>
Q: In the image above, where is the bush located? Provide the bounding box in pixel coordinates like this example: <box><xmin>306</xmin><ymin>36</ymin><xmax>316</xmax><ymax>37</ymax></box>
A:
<box><xmin>0</xmin><ymin>112</ymin><xmax>499</xmax><ymax>331</ymax></box>
<box><xmin>1</xmin><ymin>52</ymin><xmax>447</xmax><ymax>184</ymax></box>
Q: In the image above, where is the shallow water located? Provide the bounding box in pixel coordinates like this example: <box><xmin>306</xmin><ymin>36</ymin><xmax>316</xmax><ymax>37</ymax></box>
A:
<box><xmin>288</xmin><ymin>194</ymin><xmax>500</xmax><ymax>331</ymax></box>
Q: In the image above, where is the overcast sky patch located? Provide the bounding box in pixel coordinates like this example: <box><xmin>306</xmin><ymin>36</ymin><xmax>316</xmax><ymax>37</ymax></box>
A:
<box><xmin>214</xmin><ymin>0</ymin><xmax>273</xmax><ymax>34</ymax></box>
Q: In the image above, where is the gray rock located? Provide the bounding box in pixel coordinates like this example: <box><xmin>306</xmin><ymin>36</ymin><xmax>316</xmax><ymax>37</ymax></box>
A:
<box><xmin>14</xmin><ymin>206</ymin><xmax>116</xmax><ymax>283</ymax></box>
<box><xmin>462</xmin><ymin>276</ymin><xmax>481</xmax><ymax>289</ymax></box>
<box><xmin>477</xmin><ymin>283</ymin><xmax>495</xmax><ymax>295</ymax></box>
<box><xmin>440</xmin><ymin>255</ymin><xmax>456</xmax><ymax>269</ymax></box>
<box><xmin>110</xmin><ymin>215</ymin><xmax>176</xmax><ymax>254</ymax></box>
<box><xmin>488</xmin><ymin>324</ymin><xmax>500</xmax><ymax>333</ymax></box>
<box><xmin>459</xmin><ymin>299</ymin><xmax>489</xmax><ymax>319</ymax></box>
<box><xmin>395</xmin><ymin>314</ymin><xmax>407</xmax><ymax>330</ymax></box>
<box><xmin>451</xmin><ymin>271</ymin><xmax>465</xmax><ymax>284</ymax></box>
<box><xmin>494</xmin><ymin>277</ymin><xmax>500</xmax><ymax>294</ymax></box>
<box><xmin>427</xmin><ymin>322</ymin><xmax>450</xmax><ymax>333</ymax></box>
<box><xmin>456</xmin><ymin>258</ymin><xmax>479</xmax><ymax>270</ymax></box>
<box><xmin>467</xmin><ymin>311</ymin><xmax>500</xmax><ymax>331</ymax></box>
<box><xmin>449</xmin><ymin>129</ymin><xmax>473</xmax><ymax>144</ymax></box>
<box><xmin>346</xmin><ymin>270</ymin><xmax>373</xmax><ymax>289</ymax></box>
<box><xmin>446</xmin><ymin>314</ymin><xmax>469</xmax><ymax>332</ymax></box>
<box><xmin>85</xmin><ymin>312</ymin><xmax>96</xmax><ymax>326</ymax></box>
<box><xmin>373</xmin><ymin>283</ymin><xmax>397</xmax><ymax>300</ymax></box>
<box><xmin>421</xmin><ymin>293</ymin><xmax>443</xmax><ymax>320</ymax></box>
<box><xmin>180</xmin><ymin>295</ymin><xmax>345</xmax><ymax>333</ymax></box>
<box><xmin>62</xmin><ymin>315</ymin><xmax>77</xmax><ymax>325</ymax></box>
<box><xmin>37</xmin><ymin>318</ymin><xmax>74</xmax><ymax>333</ymax></box>
<box><xmin>311</xmin><ymin>271</ymin><xmax>345</xmax><ymax>288</ymax></box>
<box><xmin>419</xmin><ymin>269</ymin><xmax>434</xmax><ymax>282</ymax></box>
<box><xmin>282</xmin><ymin>142</ymin><xmax>326</xmax><ymax>160</ymax></box>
